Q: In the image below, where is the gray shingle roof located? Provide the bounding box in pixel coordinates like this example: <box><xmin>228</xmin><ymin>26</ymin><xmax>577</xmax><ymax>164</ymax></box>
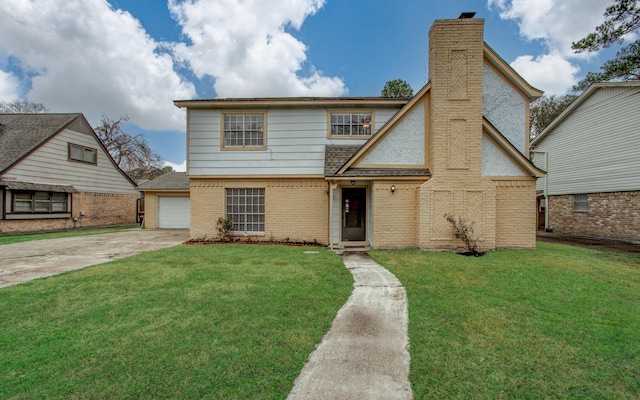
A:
<box><xmin>0</xmin><ymin>180</ymin><xmax>77</xmax><ymax>193</ymax></box>
<box><xmin>136</xmin><ymin>172</ymin><xmax>189</xmax><ymax>190</ymax></box>
<box><xmin>0</xmin><ymin>113</ymin><xmax>81</xmax><ymax>173</ymax></box>
<box><xmin>324</xmin><ymin>145</ymin><xmax>430</xmax><ymax>178</ymax></box>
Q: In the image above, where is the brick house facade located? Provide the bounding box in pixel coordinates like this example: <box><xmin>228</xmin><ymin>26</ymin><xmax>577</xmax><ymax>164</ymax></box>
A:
<box><xmin>148</xmin><ymin>16</ymin><xmax>544</xmax><ymax>250</ymax></box>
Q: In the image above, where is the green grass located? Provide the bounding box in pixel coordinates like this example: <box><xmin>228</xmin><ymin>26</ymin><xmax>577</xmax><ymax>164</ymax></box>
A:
<box><xmin>0</xmin><ymin>224</ymin><xmax>139</xmax><ymax>245</ymax></box>
<box><xmin>0</xmin><ymin>244</ymin><xmax>353</xmax><ymax>399</ymax></box>
<box><xmin>369</xmin><ymin>242</ymin><xmax>640</xmax><ymax>399</ymax></box>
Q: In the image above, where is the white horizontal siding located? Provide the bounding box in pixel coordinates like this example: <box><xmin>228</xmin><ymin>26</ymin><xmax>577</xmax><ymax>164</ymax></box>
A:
<box><xmin>188</xmin><ymin>107</ymin><xmax>400</xmax><ymax>176</ymax></box>
<box><xmin>534</xmin><ymin>87</ymin><xmax>640</xmax><ymax>195</ymax></box>
<box><xmin>5</xmin><ymin>129</ymin><xmax>137</xmax><ymax>194</ymax></box>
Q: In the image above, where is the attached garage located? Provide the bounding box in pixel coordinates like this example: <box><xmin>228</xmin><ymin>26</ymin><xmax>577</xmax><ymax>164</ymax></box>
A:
<box><xmin>158</xmin><ymin>196</ymin><xmax>190</xmax><ymax>228</ymax></box>
<box><xmin>136</xmin><ymin>172</ymin><xmax>191</xmax><ymax>230</ymax></box>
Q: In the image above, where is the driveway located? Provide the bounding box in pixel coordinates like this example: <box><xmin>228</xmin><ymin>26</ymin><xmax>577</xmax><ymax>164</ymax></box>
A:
<box><xmin>0</xmin><ymin>229</ymin><xmax>190</xmax><ymax>288</ymax></box>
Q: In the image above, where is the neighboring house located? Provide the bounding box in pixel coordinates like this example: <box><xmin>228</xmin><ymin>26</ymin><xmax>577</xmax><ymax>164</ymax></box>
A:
<box><xmin>0</xmin><ymin>113</ymin><xmax>139</xmax><ymax>233</ymax></box>
<box><xmin>531</xmin><ymin>81</ymin><xmax>640</xmax><ymax>243</ymax></box>
<box><xmin>136</xmin><ymin>172</ymin><xmax>190</xmax><ymax>229</ymax></box>
<box><xmin>148</xmin><ymin>16</ymin><xmax>544</xmax><ymax>250</ymax></box>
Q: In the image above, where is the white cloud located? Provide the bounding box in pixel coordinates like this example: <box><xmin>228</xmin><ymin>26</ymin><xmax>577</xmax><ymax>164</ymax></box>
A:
<box><xmin>169</xmin><ymin>0</ymin><xmax>347</xmax><ymax>97</ymax></box>
<box><xmin>0</xmin><ymin>69</ymin><xmax>20</xmax><ymax>100</ymax></box>
<box><xmin>488</xmin><ymin>0</ymin><xmax>611</xmax><ymax>94</ymax></box>
<box><xmin>0</xmin><ymin>0</ymin><xmax>195</xmax><ymax>130</ymax></box>
<box><xmin>164</xmin><ymin>159</ymin><xmax>186</xmax><ymax>172</ymax></box>
<box><xmin>511</xmin><ymin>53</ymin><xmax>580</xmax><ymax>95</ymax></box>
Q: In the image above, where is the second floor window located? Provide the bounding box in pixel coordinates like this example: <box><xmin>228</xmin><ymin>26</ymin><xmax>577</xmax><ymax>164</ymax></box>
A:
<box><xmin>69</xmin><ymin>143</ymin><xmax>97</xmax><ymax>164</ymax></box>
<box><xmin>330</xmin><ymin>112</ymin><xmax>373</xmax><ymax>137</ymax></box>
<box><xmin>223</xmin><ymin>113</ymin><xmax>265</xmax><ymax>149</ymax></box>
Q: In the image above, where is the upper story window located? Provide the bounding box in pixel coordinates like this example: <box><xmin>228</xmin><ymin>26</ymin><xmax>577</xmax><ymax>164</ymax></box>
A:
<box><xmin>329</xmin><ymin>112</ymin><xmax>373</xmax><ymax>137</ymax></box>
<box><xmin>222</xmin><ymin>112</ymin><xmax>266</xmax><ymax>149</ymax></box>
<box><xmin>69</xmin><ymin>143</ymin><xmax>97</xmax><ymax>164</ymax></box>
<box><xmin>13</xmin><ymin>191</ymin><xmax>69</xmax><ymax>213</ymax></box>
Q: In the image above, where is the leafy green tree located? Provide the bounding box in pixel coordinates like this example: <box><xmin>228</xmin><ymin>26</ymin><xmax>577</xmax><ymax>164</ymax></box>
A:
<box><xmin>530</xmin><ymin>94</ymin><xmax>578</xmax><ymax>138</ymax></box>
<box><xmin>381</xmin><ymin>79</ymin><xmax>414</xmax><ymax>97</ymax></box>
<box><xmin>0</xmin><ymin>99</ymin><xmax>48</xmax><ymax>113</ymax></box>
<box><xmin>572</xmin><ymin>0</ymin><xmax>640</xmax><ymax>91</ymax></box>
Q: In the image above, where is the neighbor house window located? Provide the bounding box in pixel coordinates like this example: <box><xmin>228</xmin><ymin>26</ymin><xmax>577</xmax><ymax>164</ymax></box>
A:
<box><xmin>69</xmin><ymin>143</ymin><xmax>97</xmax><ymax>164</ymax></box>
<box><xmin>573</xmin><ymin>194</ymin><xmax>588</xmax><ymax>212</ymax></box>
<box><xmin>329</xmin><ymin>112</ymin><xmax>373</xmax><ymax>136</ymax></box>
<box><xmin>222</xmin><ymin>113</ymin><xmax>265</xmax><ymax>149</ymax></box>
<box><xmin>226</xmin><ymin>188</ymin><xmax>265</xmax><ymax>232</ymax></box>
<box><xmin>13</xmin><ymin>192</ymin><xmax>69</xmax><ymax>213</ymax></box>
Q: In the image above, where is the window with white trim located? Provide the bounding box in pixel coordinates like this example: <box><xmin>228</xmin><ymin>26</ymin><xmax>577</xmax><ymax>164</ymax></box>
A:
<box><xmin>573</xmin><ymin>194</ymin><xmax>588</xmax><ymax>212</ymax></box>
<box><xmin>329</xmin><ymin>112</ymin><xmax>372</xmax><ymax>136</ymax></box>
<box><xmin>223</xmin><ymin>113</ymin><xmax>265</xmax><ymax>148</ymax></box>
<box><xmin>226</xmin><ymin>188</ymin><xmax>265</xmax><ymax>232</ymax></box>
<box><xmin>13</xmin><ymin>192</ymin><xmax>69</xmax><ymax>213</ymax></box>
<box><xmin>69</xmin><ymin>143</ymin><xmax>97</xmax><ymax>164</ymax></box>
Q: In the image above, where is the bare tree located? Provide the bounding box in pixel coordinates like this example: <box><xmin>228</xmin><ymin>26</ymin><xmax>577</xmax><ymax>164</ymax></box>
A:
<box><xmin>94</xmin><ymin>114</ymin><xmax>163</xmax><ymax>183</ymax></box>
<box><xmin>0</xmin><ymin>99</ymin><xmax>48</xmax><ymax>113</ymax></box>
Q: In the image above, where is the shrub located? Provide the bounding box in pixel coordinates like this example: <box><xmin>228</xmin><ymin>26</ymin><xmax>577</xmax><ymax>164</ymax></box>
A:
<box><xmin>216</xmin><ymin>216</ymin><xmax>234</xmax><ymax>241</ymax></box>
<box><xmin>444</xmin><ymin>214</ymin><xmax>479</xmax><ymax>254</ymax></box>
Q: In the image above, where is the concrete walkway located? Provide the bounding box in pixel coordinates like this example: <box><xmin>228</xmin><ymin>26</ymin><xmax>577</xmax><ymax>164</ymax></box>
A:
<box><xmin>287</xmin><ymin>252</ymin><xmax>413</xmax><ymax>400</ymax></box>
<box><xmin>0</xmin><ymin>229</ymin><xmax>189</xmax><ymax>288</ymax></box>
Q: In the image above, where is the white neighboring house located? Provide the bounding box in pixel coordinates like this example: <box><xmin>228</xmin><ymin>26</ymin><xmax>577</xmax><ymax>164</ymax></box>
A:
<box><xmin>0</xmin><ymin>113</ymin><xmax>139</xmax><ymax>233</ymax></box>
<box><xmin>530</xmin><ymin>81</ymin><xmax>640</xmax><ymax>243</ymax></box>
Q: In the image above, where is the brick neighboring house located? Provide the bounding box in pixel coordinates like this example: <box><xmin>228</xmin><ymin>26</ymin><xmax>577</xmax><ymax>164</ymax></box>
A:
<box><xmin>0</xmin><ymin>113</ymin><xmax>139</xmax><ymax>233</ymax></box>
<box><xmin>152</xmin><ymin>16</ymin><xmax>544</xmax><ymax>250</ymax></box>
<box><xmin>531</xmin><ymin>81</ymin><xmax>640</xmax><ymax>243</ymax></box>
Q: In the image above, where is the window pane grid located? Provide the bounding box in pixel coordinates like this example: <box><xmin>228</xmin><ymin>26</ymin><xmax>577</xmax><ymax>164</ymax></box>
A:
<box><xmin>330</xmin><ymin>113</ymin><xmax>372</xmax><ymax>136</ymax></box>
<box><xmin>573</xmin><ymin>194</ymin><xmax>588</xmax><ymax>212</ymax></box>
<box><xmin>226</xmin><ymin>188</ymin><xmax>265</xmax><ymax>232</ymax></box>
<box><xmin>12</xmin><ymin>191</ymin><xmax>68</xmax><ymax>213</ymax></box>
<box><xmin>223</xmin><ymin>114</ymin><xmax>264</xmax><ymax>148</ymax></box>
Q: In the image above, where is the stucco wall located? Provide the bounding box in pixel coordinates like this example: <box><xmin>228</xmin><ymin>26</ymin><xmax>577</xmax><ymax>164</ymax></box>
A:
<box><xmin>361</xmin><ymin>101</ymin><xmax>425</xmax><ymax>165</ymax></box>
<box><xmin>482</xmin><ymin>136</ymin><xmax>526</xmax><ymax>176</ymax></box>
<box><xmin>482</xmin><ymin>63</ymin><xmax>527</xmax><ymax>154</ymax></box>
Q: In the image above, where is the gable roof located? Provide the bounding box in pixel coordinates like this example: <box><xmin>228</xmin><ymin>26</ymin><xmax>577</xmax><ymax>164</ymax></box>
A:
<box><xmin>324</xmin><ymin>145</ymin><xmax>430</xmax><ymax>178</ymax></box>
<box><xmin>530</xmin><ymin>81</ymin><xmax>640</xmax><ymax>147</ymax></box>
<box><xmin>483</xmin><ymin>43</ymin><xmax>543</xmax><ymax>102</ymax></box>
<box><xmin>0</xmin><ymin>113</ymin><xmax>81</xmax><ymax>173</ymax></box>
<box><xmin>0</xmin><ymin>113</ymin><xmax>137</xmax><ymax>187</ymax></box>
<box><xmin>136</xmin><ymin>172</ymin><xmax>190</xmax><ymax>191</ymax></box>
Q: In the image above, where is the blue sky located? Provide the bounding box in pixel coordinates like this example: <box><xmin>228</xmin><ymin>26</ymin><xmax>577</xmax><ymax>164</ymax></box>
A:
<box><xmin>0</xmin><ymin>0</ymin><xmax>622</xmax><ymax>170</ymax></box>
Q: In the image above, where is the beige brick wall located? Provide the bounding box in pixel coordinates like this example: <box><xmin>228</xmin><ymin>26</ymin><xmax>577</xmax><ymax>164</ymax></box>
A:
<box><xmin>549</xmin><ymin>191</ymin><xmax>640</xmax><ymax>243</ymax></box>
<box><xmin>494</xmin><ymin>179</ymin><xmax>537</xmax><ymax>248</ymax></box>
<box><xmin>189</xmin><ymin>178</ymin><xmax>328</xmax><ymax>243</ymax></box>
<box><xmin>0</xmin><ymin>192</ymin><xmax>138</xmax><ymax>234</ymax></box>
<box><xmin>371</xmin><ymin>181</ymin><xmax>421</xmax><ymax>248</ymax></box>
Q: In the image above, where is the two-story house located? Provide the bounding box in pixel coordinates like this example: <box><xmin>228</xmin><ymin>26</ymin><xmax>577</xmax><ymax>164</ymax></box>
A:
<box><xmin>531</xmin><ymin>81</ymin><xmax>640</xmax><ymax>243</ymax></box>
<box><xmin>143</xmin><ymin>16</ymin><xmax>544</xmax><ymax>250</ymax></box>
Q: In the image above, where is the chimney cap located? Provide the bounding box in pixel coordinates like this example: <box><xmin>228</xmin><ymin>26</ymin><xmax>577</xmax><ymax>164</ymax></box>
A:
<box><xmin>459</xmin><ymin>12</ymin><xmax>476</xmax><ymax>19</ymax></box>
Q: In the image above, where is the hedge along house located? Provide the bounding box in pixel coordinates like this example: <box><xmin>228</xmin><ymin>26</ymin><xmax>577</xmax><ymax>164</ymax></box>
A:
<box><xmin>0</xmin><ymin>113</ymin><xmax>139</xmax><ymax>233</ymax></box>
<box><xmin>171</xmin><ymin>16</ymin><xmax>545</xmax><ymax>250</ymax></box>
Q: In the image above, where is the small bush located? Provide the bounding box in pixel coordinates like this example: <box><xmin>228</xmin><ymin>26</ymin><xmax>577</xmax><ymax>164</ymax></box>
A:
<box><xmin>216</xmin><ymin>216</ymin><xmax>234</xmax><ymax>241</ymax></box>
<box><xmin>444</xmin><ymin>214</ymin><xmax>480</xmax><ymax>255</ymax></box>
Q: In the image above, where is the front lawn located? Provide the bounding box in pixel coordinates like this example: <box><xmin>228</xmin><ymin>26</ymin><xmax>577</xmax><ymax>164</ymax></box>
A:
<box><xmin>369</xmin><ymin>242</ymin><xmax>640</xmax><ymax>399</ymax></box>
<box><xmin>0</xmin><ymin>244</ymin><xmax>353</xmax><ymax>399</ymax></box>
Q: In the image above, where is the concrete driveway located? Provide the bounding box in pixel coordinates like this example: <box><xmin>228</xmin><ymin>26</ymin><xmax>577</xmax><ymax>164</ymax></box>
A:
<box><xmin>0</xmin><ymin>229</ymin><xmax>190</xmax><ymax>288</ymax></box>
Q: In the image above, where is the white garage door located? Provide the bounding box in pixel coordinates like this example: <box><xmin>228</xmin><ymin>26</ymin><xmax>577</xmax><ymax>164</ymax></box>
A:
<box><xmin>158</xmin><ymin>196</ymin><xmax>190</xmax><ymax>229</ymax></box>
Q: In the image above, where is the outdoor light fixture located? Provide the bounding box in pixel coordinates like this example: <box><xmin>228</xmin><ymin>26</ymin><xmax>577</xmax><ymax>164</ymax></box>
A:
<box><xmin>351</xmin><ymin>180</ymin><xmax>356</xmax><ymax>185</ymax></box>
<box><xmin>391</xmin><ymin>184</ymin><xmax>396</xmax><ymax>193</ymax></box>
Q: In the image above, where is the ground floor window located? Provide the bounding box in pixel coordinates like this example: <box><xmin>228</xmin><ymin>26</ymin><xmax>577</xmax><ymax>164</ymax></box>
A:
<box><xmin>573</xmin><ymin>194</ymin><xmax>588</xmax><ymax>212</ymax></box>
<box><xmin>13</xmin><ymin>191</ymin><xmax>69</xmax><ymax>213</ymax></box>
<box><xmin>226</xmin><ymin>188</ymin><xmax>265</xmax><ymax>232</ymax></box>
